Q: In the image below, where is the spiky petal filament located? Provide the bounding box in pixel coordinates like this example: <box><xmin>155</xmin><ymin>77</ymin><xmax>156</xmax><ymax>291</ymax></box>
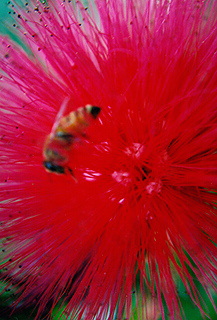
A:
<box><xmin>0</xmin><ymin>0</ymin><xmax>217</xmax><ymax>319</ymax></box>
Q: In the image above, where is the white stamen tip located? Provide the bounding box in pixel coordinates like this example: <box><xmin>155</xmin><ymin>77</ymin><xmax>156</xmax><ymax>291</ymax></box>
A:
<box><xmin>146</xmin><ymin>181</ymin><xmax>162</xmax><ymax>194</ymax></box>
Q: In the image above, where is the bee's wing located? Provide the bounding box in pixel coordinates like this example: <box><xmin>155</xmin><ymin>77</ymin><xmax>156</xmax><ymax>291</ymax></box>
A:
<box><xmin>51</xmin><ymin>96</ymin><xmax>71</xmax><ymax>134</ymax></box>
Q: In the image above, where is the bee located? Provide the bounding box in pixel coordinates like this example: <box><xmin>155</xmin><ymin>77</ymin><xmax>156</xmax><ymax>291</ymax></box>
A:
<box><xmin>43</xmin><ymin>98</ymin><xmax>101</xmax><ymax>177</ymax></box>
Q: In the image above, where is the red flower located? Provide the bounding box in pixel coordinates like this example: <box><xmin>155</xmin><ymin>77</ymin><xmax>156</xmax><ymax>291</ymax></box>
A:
<box><xmin>0</xmin><ymin>0</ymin><xmax>217</xmax><ymax>319</ymax></box>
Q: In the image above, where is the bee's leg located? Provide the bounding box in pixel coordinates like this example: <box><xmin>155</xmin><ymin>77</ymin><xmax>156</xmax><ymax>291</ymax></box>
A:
<box><xmin>80</xmin><ymin>132</ymin><xmax>88</xmax><ymax>138</ymax></box>
<box><xmin>67</xmin><ymin>167</ymin><xmax>78</xmax><ymax>182</ymax></box>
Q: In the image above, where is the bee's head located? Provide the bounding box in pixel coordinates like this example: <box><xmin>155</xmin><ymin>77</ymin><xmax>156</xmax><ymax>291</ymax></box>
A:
<box><xmin>86</xmin><ymin>105</ymin><xmax>101</xmax><ymax>118</ymax></box>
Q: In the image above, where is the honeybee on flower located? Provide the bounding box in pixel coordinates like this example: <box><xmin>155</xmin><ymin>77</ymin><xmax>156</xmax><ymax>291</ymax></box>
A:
<box><xmin>43</xmin><ymin>97</ymin><xmax>101</xmax><ymax>176</ymax></box>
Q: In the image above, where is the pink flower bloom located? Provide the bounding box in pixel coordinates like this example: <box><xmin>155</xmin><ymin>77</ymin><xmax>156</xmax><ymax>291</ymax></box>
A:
<box><xmin>0</xmin><ymin>0</ymin><xmax>217</xmax><ymax>319</ymax></box>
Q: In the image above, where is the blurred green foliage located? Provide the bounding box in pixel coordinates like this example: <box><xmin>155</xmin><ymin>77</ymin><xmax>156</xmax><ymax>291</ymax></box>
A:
<box><xmin>0</xmin><ymin>1</ymin><xmax>16</xmax><ymax>39</ymax></box>
<box><xmin>0</xmin><ymin>0</ymin><xmax>27</xmax><ymax>48</ymax></box>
